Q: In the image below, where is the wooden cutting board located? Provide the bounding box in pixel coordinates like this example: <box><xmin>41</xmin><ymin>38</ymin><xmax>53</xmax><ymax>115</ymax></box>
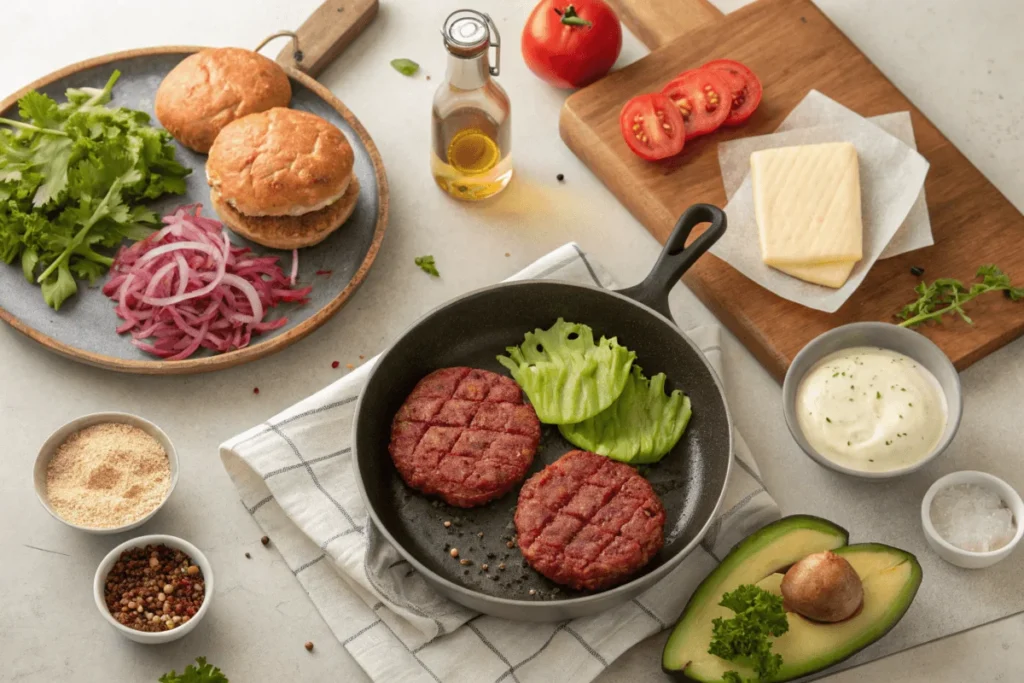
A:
<box><xmin>561</xmin><ymin>0</ymin><xmax>1024</xmax><ymax>380</ymax></box>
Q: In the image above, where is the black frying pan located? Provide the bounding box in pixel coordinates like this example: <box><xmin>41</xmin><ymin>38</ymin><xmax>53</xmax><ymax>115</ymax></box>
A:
<box><xmin>353</xmin><ymin>205</ymin><xmax>732</xmax><ymax>621</ymax></box>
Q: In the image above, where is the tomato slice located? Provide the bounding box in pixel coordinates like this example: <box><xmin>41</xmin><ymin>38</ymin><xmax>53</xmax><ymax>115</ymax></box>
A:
<box><xmin>661</xmin><ymin>68</ymin><xmax>731</xmax><ymax>140</ymax></box>
<box><xmin>701</xmin><ymin>59</ymin><xmax>762</xmax><ymax>126</ymax></box>
<box><xmin>619</xmin><ymin>93</ymin><xmax>686</xmax><ymax>161</ymax></box>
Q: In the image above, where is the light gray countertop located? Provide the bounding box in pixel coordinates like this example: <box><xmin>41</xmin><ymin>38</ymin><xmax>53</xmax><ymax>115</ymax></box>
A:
<box><xmin>2</xmin><ymin>0</ymin><xmax>1022</xmax><ymax>681</ymax></box>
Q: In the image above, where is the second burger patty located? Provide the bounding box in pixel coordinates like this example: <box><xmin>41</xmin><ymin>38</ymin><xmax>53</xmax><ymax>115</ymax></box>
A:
<box><xmin>389</xmin><ymin>367</ymin><xmax>541</xmax><ymax>508</ymax></box>
<box><xmin>515</xmin><ymin>450</ymin><xmax>666</xmax><ymax>591</ymax></box>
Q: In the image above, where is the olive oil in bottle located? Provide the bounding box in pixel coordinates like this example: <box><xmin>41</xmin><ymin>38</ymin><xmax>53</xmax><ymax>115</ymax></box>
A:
<box><xmin>431</xmin><ymin>10</ymin><xmax>512</xmax><ymax>201</ymax></box>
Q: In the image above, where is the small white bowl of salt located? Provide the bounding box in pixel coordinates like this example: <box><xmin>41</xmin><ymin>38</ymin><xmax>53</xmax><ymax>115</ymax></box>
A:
<box><xmin>922</xmin><ymin>470</ymin><xmax>1023</xmax><ymax>569</ymax></box>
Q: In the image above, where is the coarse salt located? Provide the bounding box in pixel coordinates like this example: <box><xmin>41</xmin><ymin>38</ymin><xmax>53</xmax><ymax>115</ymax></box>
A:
<box><xmin>45</xmin><ymin>423</ymin><xmax>170</xmax><ymax>528</ymax></box>
<box><xmin>930</xmin><ymin>483</ymin><xmax>1017</xmax><ymax>553</ymax></box>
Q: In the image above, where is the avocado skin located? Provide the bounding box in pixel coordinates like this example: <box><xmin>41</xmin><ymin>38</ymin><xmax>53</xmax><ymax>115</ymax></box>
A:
<box><xmin>825</xmin><ymin>543</ymin><xmax>924</xmax><ymax>663</ymax></box>
<box><xmin>661</xmin><ymin>518</ymin><xmax>923</xmax><ymax>683</ymax></box>
<box><xmin>662</xmin><ymin>515</ymin><xmax>849</xmax><ymax>680</ymax></box>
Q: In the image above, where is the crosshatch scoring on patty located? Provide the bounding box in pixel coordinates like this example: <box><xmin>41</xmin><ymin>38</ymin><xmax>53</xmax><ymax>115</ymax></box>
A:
<box><xmin>515</xmin><ymin>450</ymin><xmax>666</xmax><ymax>591</ymax></box>
<box><xmin>388</xmin><ymin>367</ymin><xmax>542</xmax><ymax>508</ymax></box>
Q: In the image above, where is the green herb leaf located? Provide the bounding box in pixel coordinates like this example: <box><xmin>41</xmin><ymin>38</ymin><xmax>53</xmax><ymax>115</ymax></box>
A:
<box><xmin>390</xmin><ymin>58</ymin><xmax>420</xmax><ymax>76</ymax></box>
<box><xmin>31</xmin><ymin>136</ymin><xmax>73</xmax><ymax>207</ymax></box>
<box><xmin>18</xmin><ymin>91</ymin><xmax>62</xmax><ymax>129</ymax></box>
<box><xmin>708</xmin><ymin>584</ymin><xmax>788</xmax><ymax>680</ymax></box>
<box><xmin>40</xmin><ymin>263</ymin><xmax>77</xmax><ymax>311</ymax></box>
<box><xmin>498</xmin><ymin>318</ymin><xmax>636</xmax><ymax>424</ymax></box>
<box><xmin>897</xmin><ymin>265</ymin><xmax>1024</xmax><ymax>328</ymax></box>
<box><xmin>558</xmin><ymin>365</ymin><xmax>692</xmax><ymax>464</ymax></box>
<box><xmin>414</xmin><ymin>254</ymin><xmax>439</xmax><ymax>276</ymax></box>
<box><xmin>722</xmin><ymin>672</ymin><xmax>745</xmax><ymax>683</ymax></box>
<box><xmin>158</xmin><ymin>657</ymin><xmax>228</xmax><ymax>683</ymax></box>
<box><xmin>0</xmin><ymin>70</ymin><xmax>189</xmax><ymax>309</ymax></box>
<box><xmin>20</xmin><ymin>248</ymin><xmax>38</xmax><ymax>282</ymax></box>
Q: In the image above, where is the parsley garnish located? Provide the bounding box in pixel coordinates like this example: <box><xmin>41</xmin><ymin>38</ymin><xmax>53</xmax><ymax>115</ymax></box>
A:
<box><xmin>709</xmin><ymin>585</ymin><xmax>788</xmax><ymax>681</ymax></box>
<box><xmin>415</xmin><ymin>254</ymin><xmax>440</xmax><ymax>277</ymax></box>
<box><xmin>898</xmin><ymin>265</ymin><xmax>1024</xmax><ymax>327</ymax></box>
<box><xmin>159</xmin><ymin>657</ymin><xmax>228</xmax><ymax>683</ymax></box>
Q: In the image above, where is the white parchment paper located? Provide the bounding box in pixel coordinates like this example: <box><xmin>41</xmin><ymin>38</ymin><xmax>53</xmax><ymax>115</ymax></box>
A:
<box><xmin>711</xmin><ymin>94</ymin><xmax>930</xmax><ymax>313</ymax></box>
<box><xmin>720</xmin><ymin>91</ymin><xmax>933</xmax><ymax>259</ymax></box>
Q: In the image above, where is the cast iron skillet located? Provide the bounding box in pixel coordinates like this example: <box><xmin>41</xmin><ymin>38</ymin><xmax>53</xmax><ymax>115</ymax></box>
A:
<box><xmin>354</xmin><ymin>205</ymin><xmax>732</xmax><ymax>621</ymax></box>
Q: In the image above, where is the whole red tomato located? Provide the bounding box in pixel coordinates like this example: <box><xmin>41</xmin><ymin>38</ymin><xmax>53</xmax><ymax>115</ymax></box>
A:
<box><xmin>521</xmin><ymin>0</ymin><xmax>623</xmax><ymax>89</ymax></box>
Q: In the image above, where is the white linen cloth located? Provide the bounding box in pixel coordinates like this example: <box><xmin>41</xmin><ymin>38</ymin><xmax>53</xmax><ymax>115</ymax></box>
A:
<box><xmin>220</xmin><ymin>244</ymin><xmax>780</xmax><ymax>683</ymax></box>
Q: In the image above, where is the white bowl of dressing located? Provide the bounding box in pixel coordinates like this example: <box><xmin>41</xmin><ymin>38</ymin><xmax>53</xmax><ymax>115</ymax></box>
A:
<box><xmin>782</xmin><ymin>322</ymin><xmax>962</xmax><ymax>479</ymax></box>
<box><xmin>921</xmin><ymin>471</ymin><xmax>1023</xmax><ymax>569</ymax></box>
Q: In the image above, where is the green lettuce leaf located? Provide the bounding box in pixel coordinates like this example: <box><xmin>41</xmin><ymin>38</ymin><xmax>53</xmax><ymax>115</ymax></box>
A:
<box><xmin>559</xmin><ymin>365</ymin><xmax>692</xmax><ymax>463</ymax></box>
<box><xmin>498</xmin><ymin>319</ymin><xmax>635</xmax><ymax>424</ymax></box>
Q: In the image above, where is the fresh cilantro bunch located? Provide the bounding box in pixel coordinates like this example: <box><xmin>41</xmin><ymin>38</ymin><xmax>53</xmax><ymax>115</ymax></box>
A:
<box><xmin>0</xmin><ymin>70</ymin><xmax>190</xmax><ymax>310</ymax></box>
<box><xmin>158</xmin><ymin>657</ymin><xmax>228</xmax><ymax>683</ymax></box>
<box><xmin>898</xmin><ymin>265</ymin><xmax>1024</xmax><ymax>328</ymax></box>
<box><xmin>708</xmin><ymin>584</ymin><xmax>789</xmax><ymax>682</ymax></box>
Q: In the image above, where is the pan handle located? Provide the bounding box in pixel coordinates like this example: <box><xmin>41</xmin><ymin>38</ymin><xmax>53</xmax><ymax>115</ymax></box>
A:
<box><xmin>616</xmin><ymin>204</ymin><xmax>726</xmax><ymax>320</ymax></box>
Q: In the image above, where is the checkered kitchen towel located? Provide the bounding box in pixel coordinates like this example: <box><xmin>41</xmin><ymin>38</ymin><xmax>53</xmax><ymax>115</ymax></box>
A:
<box><xmin>220</xmin><ymin>244</ymin><xmax>780</xmax><ymax>683</ymax></box>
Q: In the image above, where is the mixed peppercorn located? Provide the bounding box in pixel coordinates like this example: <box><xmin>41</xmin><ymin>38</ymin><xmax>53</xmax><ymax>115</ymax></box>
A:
<box><xmin>103</xmin><ymin>543</ymin><xmax>205</xmax><ymax>632</ymax></box>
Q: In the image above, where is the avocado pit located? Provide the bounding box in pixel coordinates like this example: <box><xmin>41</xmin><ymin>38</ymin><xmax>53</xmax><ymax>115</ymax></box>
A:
<box><xmin>781</xmin><ymin>550</ymin><xmax>864</xmax><ymax>623</ymax></box>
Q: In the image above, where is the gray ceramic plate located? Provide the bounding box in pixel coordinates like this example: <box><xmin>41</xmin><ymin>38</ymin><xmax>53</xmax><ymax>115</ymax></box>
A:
<box><xmin>0</xmin><ymin>47</ymin><xmax>388</xmax><ymax>374</ymax></box>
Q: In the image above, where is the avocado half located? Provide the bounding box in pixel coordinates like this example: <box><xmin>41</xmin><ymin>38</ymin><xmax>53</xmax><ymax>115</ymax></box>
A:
<box><xmin>662</xmin><ymin>515</ymin><xmax>922</xmax><ymax>682</ymax></box>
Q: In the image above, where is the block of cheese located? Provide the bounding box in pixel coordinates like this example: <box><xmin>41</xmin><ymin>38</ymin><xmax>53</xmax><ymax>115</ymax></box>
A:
<box><xmin>751</xmin><ymin>142</ymin><xmax>863</xmax><ymax>272</ymax></box>
<box><xmin>773</xmin><ymin>260</ymin><xmax>856</xmax><ymax>289</ymax></box>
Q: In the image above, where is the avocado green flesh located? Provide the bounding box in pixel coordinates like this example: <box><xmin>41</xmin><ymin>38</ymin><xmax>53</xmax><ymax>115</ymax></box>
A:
<box><xmin>663</xmin><ymin>516</ymin><xmax>922</xmax><ymax>683</ymax></box>
<box><xmin>747</xmin><ymin>544</ymin><xmax>923</xmax><ymax>681</ymax></box>
<box><xmin>662</xmin><ymin>515</ymin><xmax>848</xmax><ymax>676</ymax></box>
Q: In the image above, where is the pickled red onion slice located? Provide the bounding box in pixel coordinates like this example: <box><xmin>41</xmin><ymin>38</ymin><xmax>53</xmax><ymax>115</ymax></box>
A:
<box><xmin>105</xmin><ymin>204</ymin><xmax>311</xmax><ymax>360</ymax></box>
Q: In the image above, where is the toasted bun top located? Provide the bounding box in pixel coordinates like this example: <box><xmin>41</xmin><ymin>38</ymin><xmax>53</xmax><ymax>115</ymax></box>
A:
<box><xmin>155</xmin><ymin>48</ymin><xmax>292</xmax><ymax>153</ymax></box>
<box><xmin>206</xmin><ymin>108</ymin><xmax>355</xmax><ymax>217</ymax></box>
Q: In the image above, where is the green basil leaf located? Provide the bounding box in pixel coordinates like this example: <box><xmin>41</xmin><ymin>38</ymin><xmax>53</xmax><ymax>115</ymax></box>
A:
<box><xmin>390</xmin><ymin>58</ymin><xmax>420</xmax><ymax>76</ymax></box>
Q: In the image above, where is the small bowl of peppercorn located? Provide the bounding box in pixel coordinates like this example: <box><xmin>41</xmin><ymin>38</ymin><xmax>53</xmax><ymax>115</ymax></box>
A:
<box><xmin>94</xmin><ymin>534</ymin><xmax>213</xmax><ymax>643</ymax></box>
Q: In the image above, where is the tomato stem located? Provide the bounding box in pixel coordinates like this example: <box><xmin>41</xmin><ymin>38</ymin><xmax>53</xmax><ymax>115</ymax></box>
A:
<box><xmin>560</xmin><ymin>4</ymin><xmax>592</xmax><ymax>27</ymax></box>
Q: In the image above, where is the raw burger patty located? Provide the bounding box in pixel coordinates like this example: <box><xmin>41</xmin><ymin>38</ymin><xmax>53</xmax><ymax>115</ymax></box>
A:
<box><xmin>389</xmin><ymin>367</ymin><xmax>541</xmax><ymax>508</ymax></box>
<box><xmin>515</xmin><ymin>450</ymin><xmax>665</xmax><ymax>591</ymax></box>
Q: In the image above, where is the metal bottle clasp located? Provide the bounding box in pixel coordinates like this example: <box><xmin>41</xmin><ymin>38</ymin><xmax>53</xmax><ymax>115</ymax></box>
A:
<box><xmin>441</xmin><ymin>9</ymin><xmax>502</xmax><ymax>77</ymax></box>
<box><xmin>484</xmin><ymin>13</ymin><xmax>501</xmax><ymax>77</ymax></box>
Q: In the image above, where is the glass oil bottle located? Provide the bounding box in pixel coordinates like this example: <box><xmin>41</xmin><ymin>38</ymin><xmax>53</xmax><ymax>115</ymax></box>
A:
<box><xmin>431</xmin><ymin>10</ymin><xmax>512</xmax><ymax>201</ymax></box>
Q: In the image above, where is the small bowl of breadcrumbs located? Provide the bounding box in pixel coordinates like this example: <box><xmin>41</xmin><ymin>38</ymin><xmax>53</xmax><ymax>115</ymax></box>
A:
<box><xmin>34</xmin><ymin>412</ymin><xmax>178</xmax><ymax>534</ymax></box>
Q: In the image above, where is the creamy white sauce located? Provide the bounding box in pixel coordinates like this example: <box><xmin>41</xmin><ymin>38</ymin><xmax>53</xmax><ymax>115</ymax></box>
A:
<box><xmin>796</xmin><ymin>346</ymin><xmax>947</xmax><ymax>472</ymax></box>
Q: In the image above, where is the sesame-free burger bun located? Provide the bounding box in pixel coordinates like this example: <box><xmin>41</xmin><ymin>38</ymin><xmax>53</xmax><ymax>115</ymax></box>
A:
<box><xmin>210</xmin><ymin>175</ymin><xmax>360</xmax><ymax>250</ymax></box>
<box><xmin>206</xmin><ymin>107</ymin><xmax>355</xmax><ymax>217</ymax></box>
<box><xmin>155</xmin><ymin>48</ymin><xmax>291</xmax><ymax>153</ymax></box>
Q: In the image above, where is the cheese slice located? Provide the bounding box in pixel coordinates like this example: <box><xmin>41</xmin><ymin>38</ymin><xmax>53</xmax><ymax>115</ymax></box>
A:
<box><xmin>773</xmin><ymin>261</ymin><xmax>856</xmax><ymax>289</ymax></box>
<box><xmin>751</xmin><ymin>142</ymin><xmax>863</xmax><ymax>268</ymax></box>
